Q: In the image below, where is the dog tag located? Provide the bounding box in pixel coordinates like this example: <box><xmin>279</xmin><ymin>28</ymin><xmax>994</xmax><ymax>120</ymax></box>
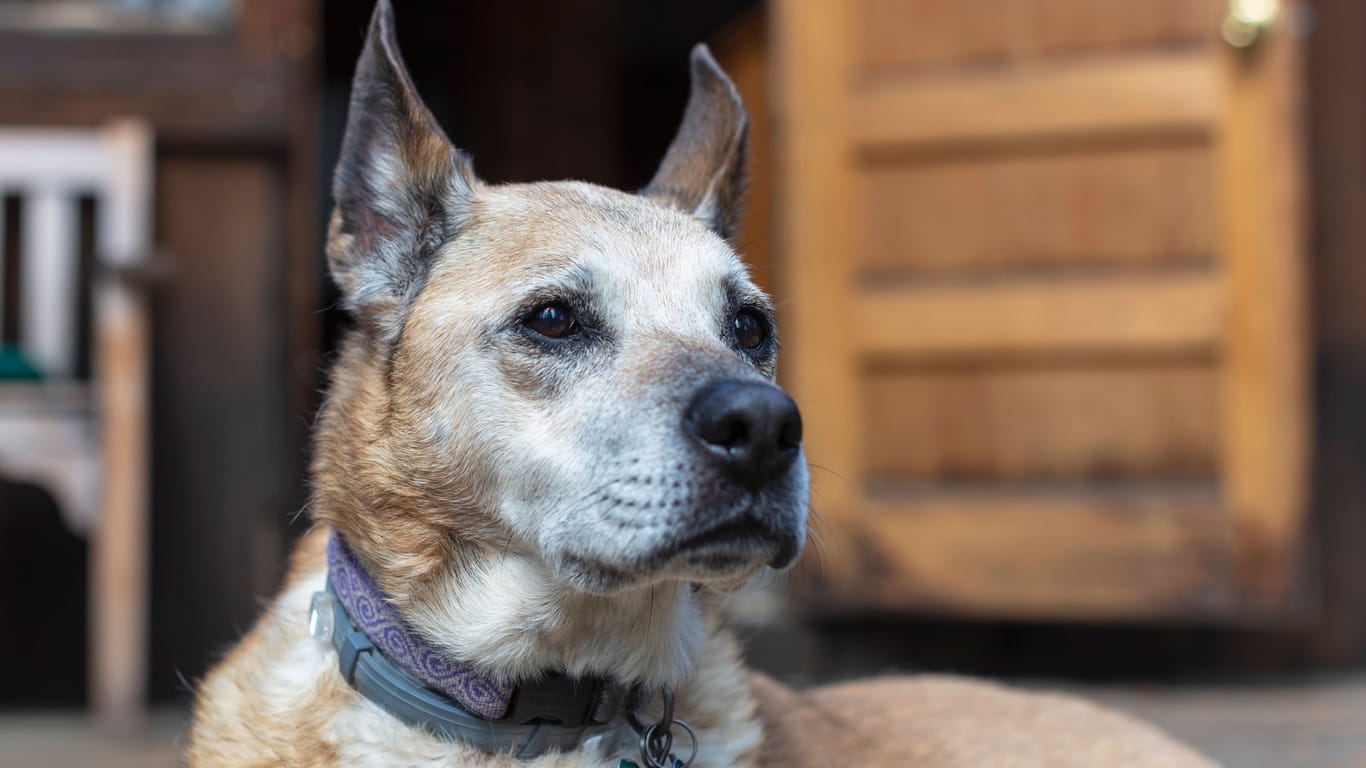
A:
<box><xmin>308</xmin><ymin>591</ymin><xmax>335</xmax><ymax>642</ymax></box>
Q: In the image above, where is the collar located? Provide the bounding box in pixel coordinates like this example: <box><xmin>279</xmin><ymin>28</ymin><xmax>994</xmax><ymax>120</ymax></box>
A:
<box><xmin>309</xmin><ymin>531</ymin><xmax>631</xmax><ymax>759</ymax></box>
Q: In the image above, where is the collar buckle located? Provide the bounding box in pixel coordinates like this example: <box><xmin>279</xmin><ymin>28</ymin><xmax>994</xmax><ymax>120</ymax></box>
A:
<box><xmin>500</xmin><ymin>672</ymin><xmax>619</xmax><ymax>727</ymax></box>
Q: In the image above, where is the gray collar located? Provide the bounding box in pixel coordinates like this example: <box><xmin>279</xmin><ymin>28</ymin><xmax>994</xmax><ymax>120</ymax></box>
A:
<box><xmin>310</xmin><ymin>581</ymin><xmax>632</xmax><ymax>759</ymax></box>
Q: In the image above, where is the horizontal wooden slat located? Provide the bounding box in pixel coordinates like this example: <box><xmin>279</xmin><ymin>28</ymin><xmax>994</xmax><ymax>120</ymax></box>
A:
<box><xmin>1029</xmin><ymin>0</ymin><xmax>1221</xmax><ymax>56</ymax></box>
<box><xmin>851</xmin><ymin>51</ymin><xmax>1220</xmax><ymax>149</ymax></box>
<box><xmin>856</xmin><ymin>272</ymin><xmax>1221</xmax><ymax>358</ymax></box>
<box><xmin>828</xmin><ymin>485</ymin><xmax>1238</xmax><ymax>620</ymax></box>
<box><xmin>855</xmin><ymin>0</ymin><xmax>1011</xmax><ymax>75</ymax></box>
<box><xmin>859</xmin><ymin>144</ymin><xmax>1215</xmax><ymax>275</ymax></box>
<box><xmin>863</xmin><ymin>360</ymin><xmax>1218</xmax><ymax>481</ymax></box>
<box><xmin>0</xmin><ymin>130</ymin><xmax>114</xmax><ymax>187</ymax></box>
<box><xmin>854</xmin><ymin>0</ymin><xmax>1221</xmax><ymax>76</ymax></box>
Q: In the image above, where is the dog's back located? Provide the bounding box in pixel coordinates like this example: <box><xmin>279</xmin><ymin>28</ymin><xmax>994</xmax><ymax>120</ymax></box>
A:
<box><xmin>752</xmin><ymin>674</ymin><xmax>1213</xmax><ymax>767</ymax></box>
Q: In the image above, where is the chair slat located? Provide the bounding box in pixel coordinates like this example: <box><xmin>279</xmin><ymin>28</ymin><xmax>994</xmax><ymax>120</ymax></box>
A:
<box><xmin>0</xmin><ymin>196</ymin><xmax>6</xmax><ymax>341</ymax></box>
<box><xmin>21</xmin><ymin>186</ymin><xmax>78</xmax><ymax>378</ymax></box>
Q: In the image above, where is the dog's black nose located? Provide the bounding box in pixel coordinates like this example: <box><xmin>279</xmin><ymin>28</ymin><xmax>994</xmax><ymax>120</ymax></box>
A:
<box><xmin>687</xmin><ymin>380</ymin><xmax>802</xmax><ymax>488</ymax></box>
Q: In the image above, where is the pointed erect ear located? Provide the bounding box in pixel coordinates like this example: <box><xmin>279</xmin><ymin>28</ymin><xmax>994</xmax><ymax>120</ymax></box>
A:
<box><xmin>643</xmin><ymin>44</ymin><xmax>749</xmax><ymax>243</ymax></box>
<box><xmin>328</xmin><ymin>0</ymin><xmax>476</xmax><ymax>343</ymax></box>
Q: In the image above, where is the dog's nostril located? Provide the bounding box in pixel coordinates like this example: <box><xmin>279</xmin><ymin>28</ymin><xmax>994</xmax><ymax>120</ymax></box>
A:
<box><xmin>699</xmin><ymin>414</ymin><xmax>750</xmax><ymax>450</ymax></box>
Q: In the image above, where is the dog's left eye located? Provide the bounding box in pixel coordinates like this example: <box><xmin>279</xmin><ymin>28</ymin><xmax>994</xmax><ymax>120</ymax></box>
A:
<box><xmin>525</xmin><ymin>301</ymin><xmax>578</xmax><ymax>339</ymax></box>
<box><xmin>733</xmin><ymin>308</ymin><xmax>769</xmax><ymax>351</ymax></box>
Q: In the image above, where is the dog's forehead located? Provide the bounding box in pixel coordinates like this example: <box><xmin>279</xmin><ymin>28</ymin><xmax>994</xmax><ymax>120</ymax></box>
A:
<box><xmin>447</xmin><ymin>180</ymin><xmax>753</xmax><ymax>320</ymax></box>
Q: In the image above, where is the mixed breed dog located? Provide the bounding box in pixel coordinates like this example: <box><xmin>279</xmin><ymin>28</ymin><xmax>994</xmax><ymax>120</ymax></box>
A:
<box><xmin>187</xmin><ymin>2</ymin><xmax>1216</xmax><ymax>765</ymax></box>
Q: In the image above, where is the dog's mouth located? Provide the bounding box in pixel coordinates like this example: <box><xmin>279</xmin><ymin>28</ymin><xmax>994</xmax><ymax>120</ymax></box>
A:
<box><xmin>664</xmin><ymin>513</ymin><xmax>799</xmax><ymax>571</ymax></box>
<box><xmin>556</xmin><ymin>511</ymin><xmax>801</xmax><ymax>593</ymax></box>
<box><xmin>676</xmin><ymin>516</ymin><xmax>768</xmax><ymax>552</ymax></box>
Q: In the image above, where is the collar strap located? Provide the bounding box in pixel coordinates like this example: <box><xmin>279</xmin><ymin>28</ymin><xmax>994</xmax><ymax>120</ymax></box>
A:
<box><xmin>316</xmin><ymin>531</ymin><xmax>630</xmax><ymax>758</ymax></box>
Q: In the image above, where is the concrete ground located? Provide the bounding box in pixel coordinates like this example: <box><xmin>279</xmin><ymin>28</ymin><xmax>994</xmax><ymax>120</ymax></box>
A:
<box><xmin>2</xmin><ymin>675</ymin><xmax>1365</xmax><ymax>767</ymax></box>
<box><xmin>0</xmin><ymin>707</ymin><xmax>184</xmax><ymax>768</ymax></box>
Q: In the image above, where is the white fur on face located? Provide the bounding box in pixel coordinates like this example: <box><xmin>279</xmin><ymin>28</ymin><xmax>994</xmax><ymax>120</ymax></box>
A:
<box><xmin>392</xmin><ymin>181</ymin><xmax>808</xmax><ymax>686</ymax></box>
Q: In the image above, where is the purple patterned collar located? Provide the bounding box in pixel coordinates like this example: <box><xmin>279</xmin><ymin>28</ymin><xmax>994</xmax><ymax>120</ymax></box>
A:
<box><xmin>325</xmin><ymin>532</ymin><xmax>518</xmax><ymax>718</ymax></box>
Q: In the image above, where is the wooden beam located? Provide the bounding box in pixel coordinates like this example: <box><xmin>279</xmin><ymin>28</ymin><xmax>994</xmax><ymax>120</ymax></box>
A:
<box><xmin>1216</xmin><ymin>18</ymin><xmax>1311</xmax><ymax>603</ymax></box>
<box><xmin>0</xmin><ymin>34</ymin><xmax>293</xmax><ymax>143</ymax></box>
<box><xmin>855</xmin><ymin>272</ymin><xmax>1222</xmax><ymax>359</ymax></box>
<box><xmin>773</xmin><ymin>0</ymin><xmax>864</xmax><ymax>590</ymax></box>
<box><xmin>851</xmin><ymin>52</ymin><xmax>1220</xmax><ymax>150</ymax></box>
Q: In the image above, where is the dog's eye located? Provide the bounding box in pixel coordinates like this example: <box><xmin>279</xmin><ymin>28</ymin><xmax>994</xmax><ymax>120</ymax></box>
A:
<box><xmin>525</xmin><ymin>302</ymin><xmax>578</xmax><ymax>339</ymax></box>
<box><xmin>733</xmin><ymin>308</ymin><xmax>769</xmax><ymax>351</ymax></box>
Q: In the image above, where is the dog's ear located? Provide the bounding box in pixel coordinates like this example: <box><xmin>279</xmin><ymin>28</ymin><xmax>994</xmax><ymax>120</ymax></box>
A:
<box><xmin>644</xmin><ymin>44</ymin><xmax>749</xmax><ymax>243</ymax></box>
<box><xmin>328</xmin><ymin>0</ymin><xmax>475</xmax><ymax>343</ymax></box>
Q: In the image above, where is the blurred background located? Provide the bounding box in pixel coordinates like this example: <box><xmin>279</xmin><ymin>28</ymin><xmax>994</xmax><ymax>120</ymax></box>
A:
<box><xmin>0</xmin><ymin>0</ymin><xmax>1363</xmax><ymax>765</ymax></box>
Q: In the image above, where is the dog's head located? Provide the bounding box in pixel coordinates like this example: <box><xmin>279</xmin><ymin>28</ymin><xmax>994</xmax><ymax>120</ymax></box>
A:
<box><xmin>319</xmin><ymin>1</ymin><xmax>808</xmax><ymax>599</ymax></box>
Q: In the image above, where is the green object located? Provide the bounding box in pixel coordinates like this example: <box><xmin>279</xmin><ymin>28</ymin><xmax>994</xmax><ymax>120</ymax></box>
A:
<box><xmin>619</xmin><ymin>761</ymin><xmax>639</xmax><ymax>768</ymax></box>
<box><xmin>0</xmin><ymin>345</ymin><xmax>41</xmax><ymax>380</ymax></box>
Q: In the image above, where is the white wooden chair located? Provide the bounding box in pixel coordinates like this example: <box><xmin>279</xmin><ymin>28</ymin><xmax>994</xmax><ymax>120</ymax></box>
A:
<box><xmin>0</xmin><ymin>122</ymin><xmax>153</xmax><ymax>729</ymax></box>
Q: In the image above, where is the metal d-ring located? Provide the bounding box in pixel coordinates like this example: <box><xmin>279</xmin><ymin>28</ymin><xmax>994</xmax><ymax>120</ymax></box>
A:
<box><xmin>640</xmin><ymin>719</ymin><xmax>697</xmax><ymax>768</ymax></box>
<box><xmin>627</xmin><ymin>686</ymin><xmax>698</xmax><ymax>768</ymax></box>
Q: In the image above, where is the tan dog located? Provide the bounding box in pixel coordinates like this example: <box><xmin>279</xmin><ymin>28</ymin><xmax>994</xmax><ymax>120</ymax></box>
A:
<box><xmin>187</xmin><ymin>3</ymin><xmax>1215</xmax><ymax>766</ymax></box>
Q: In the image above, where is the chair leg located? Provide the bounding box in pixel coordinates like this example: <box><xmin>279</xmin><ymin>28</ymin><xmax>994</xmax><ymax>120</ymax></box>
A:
<box><xmin>90</xmin><ymin>280</ymin><xmax>150</xmax><ymax>731</ymax></box>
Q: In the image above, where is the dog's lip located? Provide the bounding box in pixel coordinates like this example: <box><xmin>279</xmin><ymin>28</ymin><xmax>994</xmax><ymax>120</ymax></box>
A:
<box><xmin>665</xmin><ymin>515</ymin><xmax>804</xmax><ymax>570</ymax></box>
<box><xmin>557</xmin><ymin>519</ymin><xmax>802</xmax><ymax>593</ymax></box>
<box><xmin>674</xmin><ymin>516</ymin><xmax>770</xmax><ymax>553</ymax></box>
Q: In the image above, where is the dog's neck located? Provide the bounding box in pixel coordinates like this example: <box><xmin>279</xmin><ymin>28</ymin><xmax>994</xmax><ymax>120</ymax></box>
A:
<box><xmin>399</xmin><ymin>543</ymin><xmax>709</xmax><ymax>690</ymax></box>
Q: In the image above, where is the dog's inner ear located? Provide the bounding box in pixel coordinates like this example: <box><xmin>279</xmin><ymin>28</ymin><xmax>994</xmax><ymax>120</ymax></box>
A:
<box><xmin>643</xmin><ymin>44</ymin><xmax>750</xmax><ymax>243</ymax></box>
<box><xmin>327</xmin><ymin>0</ymin><xmax>475</xmax><ymax>343</ymax></box>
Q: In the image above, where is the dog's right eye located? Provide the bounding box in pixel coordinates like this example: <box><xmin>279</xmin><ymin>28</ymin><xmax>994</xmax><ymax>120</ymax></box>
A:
<box><xmin>524</xmin><ymin>302</ymin><xmax>578</xmax><ymax>339</ymax></box>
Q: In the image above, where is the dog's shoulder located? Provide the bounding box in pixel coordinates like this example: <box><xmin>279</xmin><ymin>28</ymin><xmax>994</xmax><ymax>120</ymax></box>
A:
<box><xmin>186</xmin><ymin>528</ymin><xmax>354</xmax><ymax>767</ymax></box>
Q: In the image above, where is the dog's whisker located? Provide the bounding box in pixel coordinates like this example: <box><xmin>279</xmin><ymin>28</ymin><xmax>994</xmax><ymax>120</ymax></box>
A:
<box><xmin>806</xmin><ymin>504</ymin><xmax>834</xmax><ymax>537</ymax></box>
<box><xmin>288</xmin><ymin>498</ymin><xmax>316</xmax><ymax>526</ymax></box>
<box><xmin>805</xmin><ymin>462</ymin><xmax>855</xmax><ymax>491</ymax></box>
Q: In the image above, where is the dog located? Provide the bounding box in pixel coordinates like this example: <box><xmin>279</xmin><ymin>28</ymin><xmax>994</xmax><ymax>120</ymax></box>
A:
<box><xmin>187</xmin><ymin>3</ymin><xmax>1216</xmax><ymax>766</ymax></box>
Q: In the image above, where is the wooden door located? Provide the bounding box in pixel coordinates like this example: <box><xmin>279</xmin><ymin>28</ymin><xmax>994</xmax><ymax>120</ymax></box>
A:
<box><xmin>774</xmin><ymin>0</ymin><xmax>1308</xmax><ymax>621</ymax></box>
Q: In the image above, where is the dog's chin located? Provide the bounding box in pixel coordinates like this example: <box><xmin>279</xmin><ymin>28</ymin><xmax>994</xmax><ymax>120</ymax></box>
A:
<box><xmin>551</xmin><ymin>531</ymin><xmax>802</xmax><ymax>595</ymax></box>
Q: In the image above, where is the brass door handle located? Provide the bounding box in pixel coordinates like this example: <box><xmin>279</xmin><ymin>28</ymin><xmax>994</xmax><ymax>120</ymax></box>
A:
<box><xmin>1223</xmin><ymin>0</ymin><xmax>1279</xmax><ymax>48</ymax></box>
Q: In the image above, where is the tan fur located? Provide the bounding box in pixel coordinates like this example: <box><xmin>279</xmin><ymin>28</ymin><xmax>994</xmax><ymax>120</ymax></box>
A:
<box><xmin>751</xmin><ymin>674</ymin><xmax>1213</xmax><ymax>767</ymax></box>
<box><xmin>188</xmin><ymin>3</ymin><xmax>1215</xmax><ymax>765</ymax></box>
